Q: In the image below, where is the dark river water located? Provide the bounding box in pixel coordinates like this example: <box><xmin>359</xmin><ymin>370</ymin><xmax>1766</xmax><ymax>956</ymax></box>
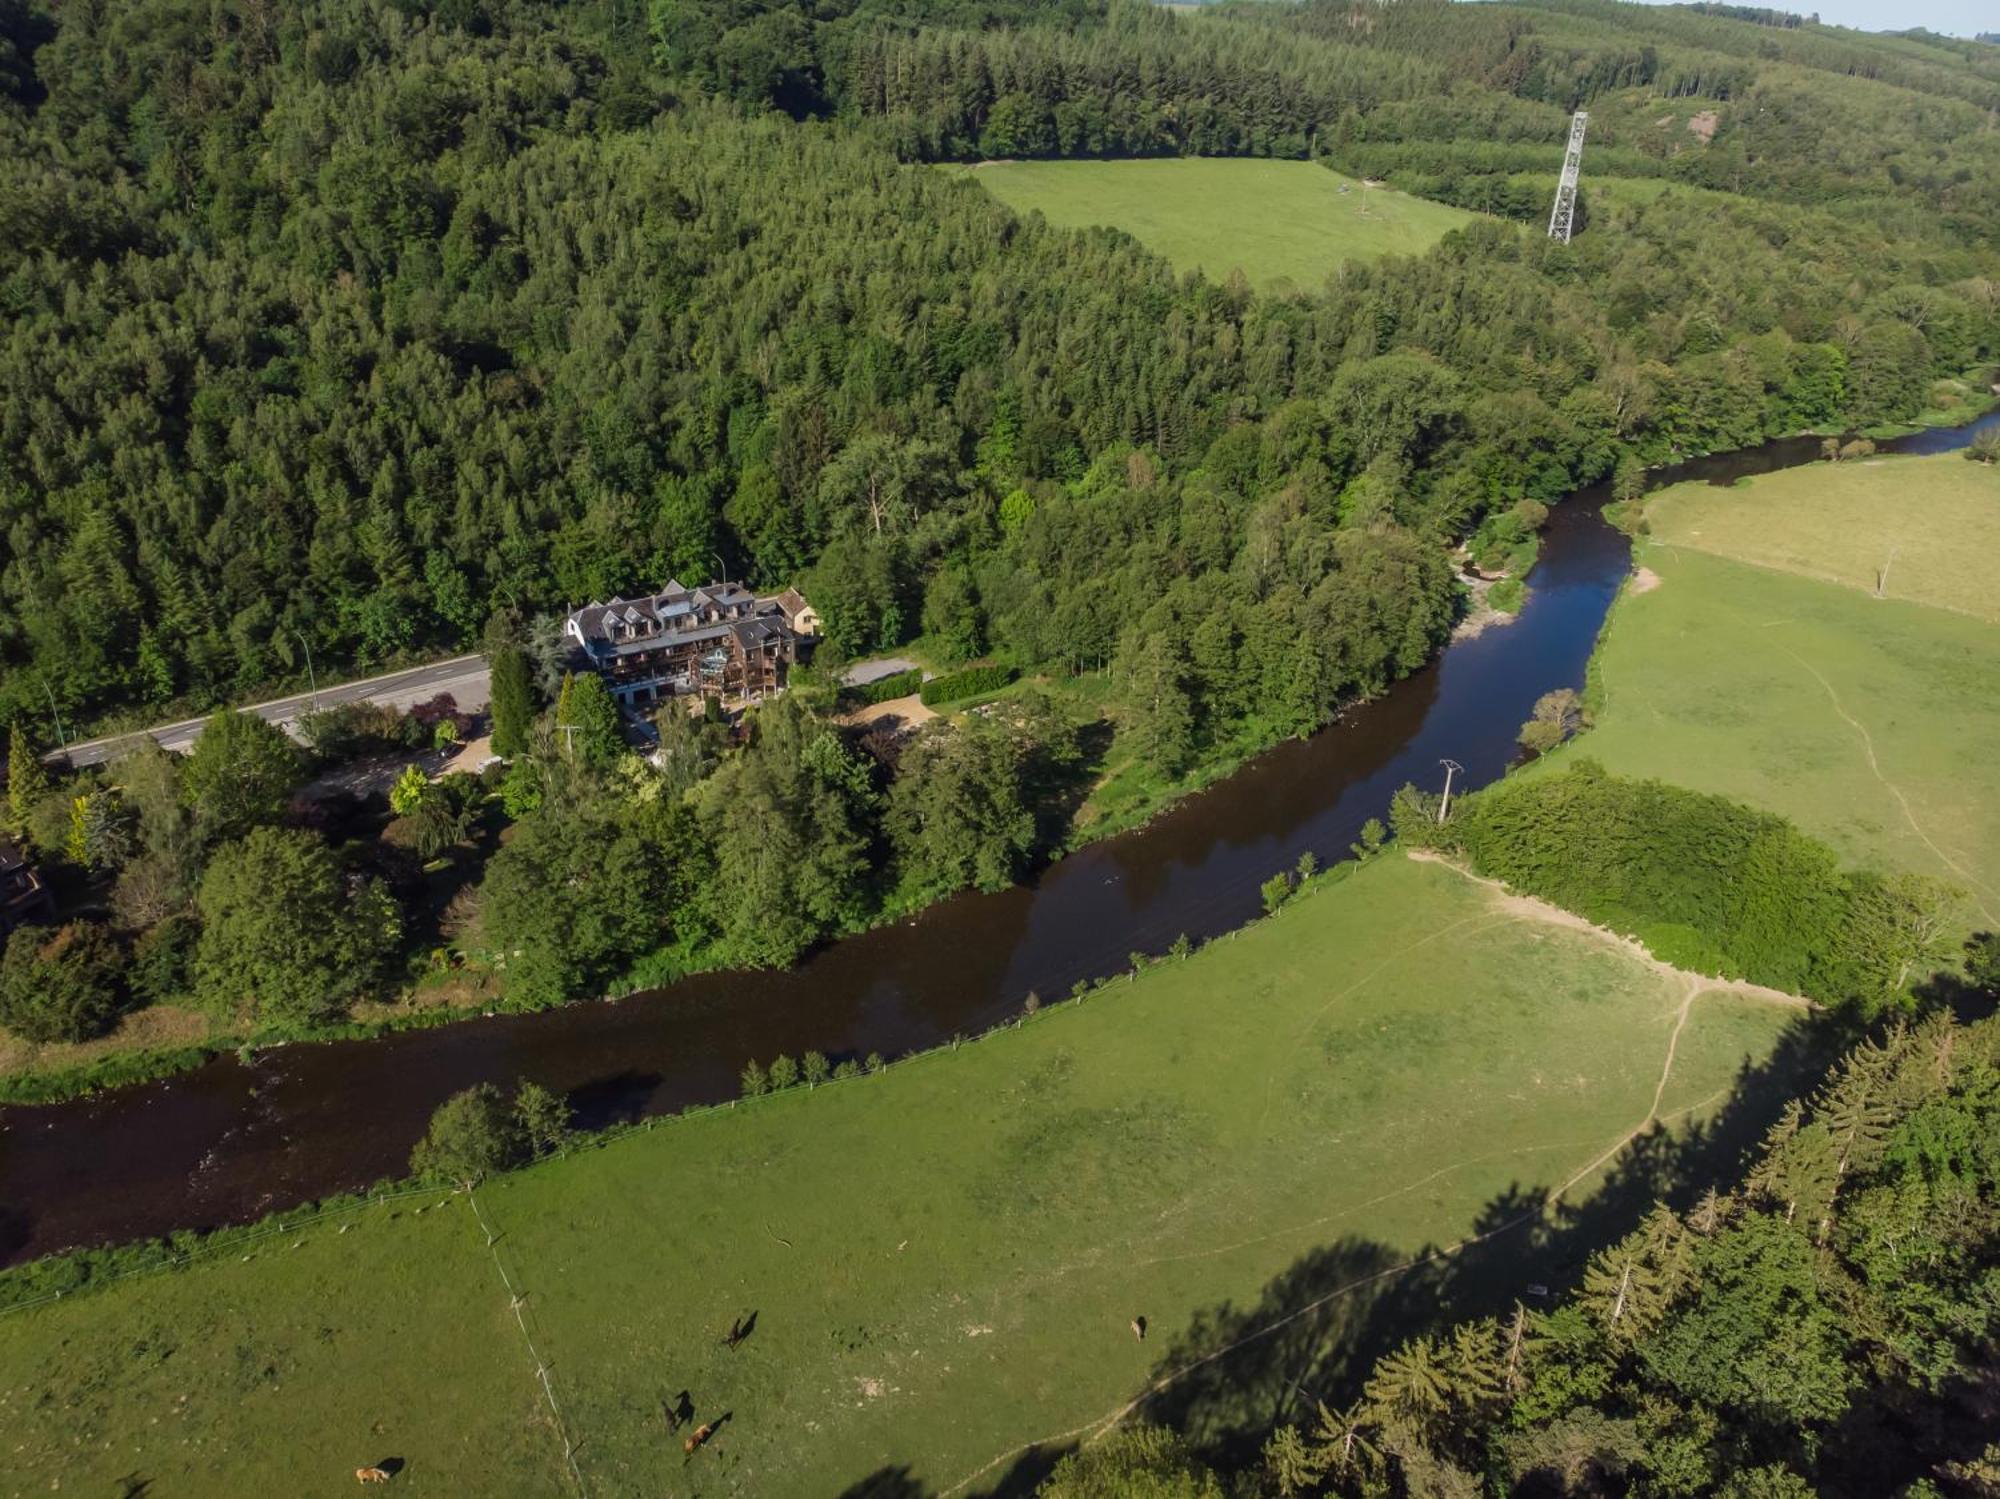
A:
<box><xmin>3</xmin><ymin>411</ymin><xmax>1995</xmax><ymax>1266</ymax></box>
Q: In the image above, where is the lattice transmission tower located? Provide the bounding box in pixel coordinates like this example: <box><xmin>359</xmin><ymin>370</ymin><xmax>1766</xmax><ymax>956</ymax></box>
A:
<box><xmin>1546</xmin><ymin>110</ymin><xmax>1589</xmax><ymax>244</ymax></box>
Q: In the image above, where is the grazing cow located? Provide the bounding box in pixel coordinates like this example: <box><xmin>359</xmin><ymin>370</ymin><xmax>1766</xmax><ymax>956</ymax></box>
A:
<box><xmin>684</xmin><ymin>1421</ymin><xmax>716</xmax><ymax>1456</ymax></box>
<box><xmin>356</xmin><ymin>1468</ymin><xmax>392</xmax><ymax>1484</ymax></box>
<box><xmin>1131</xmin><ymin>1316</ymin><xmax>1147</xmax><ymax>1341</ymax></box>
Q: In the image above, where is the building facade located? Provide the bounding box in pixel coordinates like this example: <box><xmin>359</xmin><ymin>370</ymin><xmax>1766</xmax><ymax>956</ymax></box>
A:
<box><xmin>0</xmin><ymin>839</ymin><xmax>53</xmax><ymax>936</ymax></box>
<box><xmin>563</xmin><ymin>581</ymin><xmax>818</xmax><ymax>708</ymax></box>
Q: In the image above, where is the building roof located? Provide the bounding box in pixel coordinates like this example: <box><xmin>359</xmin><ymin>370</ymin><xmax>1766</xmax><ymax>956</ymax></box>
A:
<box><xmin>566</xmin><ymin>579</ymin><xmax>808</xmax><ymax>659</ymax></box>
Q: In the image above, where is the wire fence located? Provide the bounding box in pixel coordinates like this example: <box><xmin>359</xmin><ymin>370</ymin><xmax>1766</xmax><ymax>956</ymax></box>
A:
<box><xmin>469</xmin><ymin>1189</ymin><xmax>589</xmax><ymax>1497</ymax></box>
<box><xmin>0</xmin><ymin>1181</ymin><xmax>440</xmax><ymax>1320</ymax></box>
<box><xmin>3</xmin><ymin>868</ymin><xmax>1332</xmax><ymax>1325</ymax></box>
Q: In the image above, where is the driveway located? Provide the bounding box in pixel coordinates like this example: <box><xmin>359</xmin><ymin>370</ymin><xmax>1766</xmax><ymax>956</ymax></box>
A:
<box><xmin>840</xmin><ymin>656</ymin><xmax>923</xmax><ymax>687</ymax></box>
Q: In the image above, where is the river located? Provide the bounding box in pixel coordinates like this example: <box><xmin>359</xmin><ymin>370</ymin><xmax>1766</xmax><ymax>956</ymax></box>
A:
<box><xmin>2</xmin><ymin>411</ymin><xmax>1995</xmax><ymax>1266</ymax></box>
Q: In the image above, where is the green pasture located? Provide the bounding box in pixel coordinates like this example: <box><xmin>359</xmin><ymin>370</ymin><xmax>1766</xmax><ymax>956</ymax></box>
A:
<box><xmin>0</xmin><ymin>856</ymin><xmax>1798</xmax><ymax>1497</ymax></box>
<box><xmin>1563</xmin><ymin>543</ymin><xmax>2000</xmax><ymax>929</ymax></box>
<box><xmin>953</xmin><ymin>158</ymin><xmax>1479</xmax><ymax>291</ymax></box>
<box><xmin>1644</xmin><ymin>452</ymin><xmax>2000</xmax><ymax>623</ymax></box>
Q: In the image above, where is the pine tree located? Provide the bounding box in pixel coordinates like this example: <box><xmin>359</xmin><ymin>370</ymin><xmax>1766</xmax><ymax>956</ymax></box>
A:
<box><xmin>7</xmin><ymin>722</ymin><xmax>49</xmax><ymax>836</ymax></box>
<box><xmin>1809</xmin><ymin>1025</ymin><xmax>1904</xmax><ymax>1243</ymax></box>
<box><xmin>1580</xmin><ymin>1206</ymin><xmax>1692</xmax><ymax>1344</ymax></box>
<box><xmin>488</xmin><ymin>647</ymin><xmax>535</xmax><ymax>759</ymax></box>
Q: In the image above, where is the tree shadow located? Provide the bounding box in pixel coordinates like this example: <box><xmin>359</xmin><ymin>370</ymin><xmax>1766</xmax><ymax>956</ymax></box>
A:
<box><xmin>835</xmin><ymin>1467</ymin><xmax>929</xmax><ymax>1499</ymax></box>
<box><xmin>566</xmin><ymin>1071</ymin><xmax>661</xmax><ymax>1129</ymax></box>
<box><xmin>1131</xmin><ymin>1013</ymin><xmax>1843</xmax><ymax>1474</ymax></box>
<box><xmin>980</xmin><ymin>1443</ymin><xmax>1076</xmax><ymax>1498</ymax></box>
<box><xmin>1026</xmin><ymin>718</ymin><xmax>1115</xmax><ymax>858</ymax></box>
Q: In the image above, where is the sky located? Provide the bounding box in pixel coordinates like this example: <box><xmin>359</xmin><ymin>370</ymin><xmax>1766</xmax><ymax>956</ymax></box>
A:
<box><xmin>1632</xmin><ymin>0</ymin><xmax>1991</xmax><ymax>36</ymax></box>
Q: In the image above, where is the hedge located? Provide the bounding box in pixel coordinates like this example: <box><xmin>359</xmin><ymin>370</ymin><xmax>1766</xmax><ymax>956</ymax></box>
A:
<box><xmin>919</xmin><ymin>664</ymin><xmax>1016</xmax><ymax>705</ymax></box>
<box><xmin>847</xmin><ymin>668</ymin><xmax>923</xmax><ymax>706</ymax></box>
<box><xmin>1423</xmin><ymin>761</ymin><xmax>1938</xmax><ymax>1012</ymax></box>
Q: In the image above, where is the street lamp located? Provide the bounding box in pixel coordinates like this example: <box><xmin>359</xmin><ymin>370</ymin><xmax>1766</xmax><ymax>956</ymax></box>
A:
<box><xmin>39</xmin><ymin>677</ymin><xmax>66</xmax><ymax>750</ymax></box>
<box><xmin>712</xmin><ymin>551</ymin><xmax>729</xmax><ymax>587</ymax></box>
<box><xmin>294</xmin><ymin>630</ymin><xmax>319</xmax><ymax>709</ymax></box>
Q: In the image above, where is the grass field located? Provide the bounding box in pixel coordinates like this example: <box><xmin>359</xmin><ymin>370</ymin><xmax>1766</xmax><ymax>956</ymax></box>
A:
<box><xmin>0</xmin><ymin>856</ymin><xmax>1801</xmax><ymax>1497</ymax></box>
<box><xmin>954</xmin><ymin>158</ymin><xmax>1480</xmax><ymax>290</ymax></box>
<box><xmin>1644</xmin><ymin>453</ymin><xmax>2000</xmax><ymax>623</ymax></box>
<box><xmin>1560</xmin><ymin>524</ymin><xmax>2000</xmax><ymax>930</ymax></box>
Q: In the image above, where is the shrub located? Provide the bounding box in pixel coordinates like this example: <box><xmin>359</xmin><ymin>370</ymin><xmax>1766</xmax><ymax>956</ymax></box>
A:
<box><xmin>1261</xmin><ymin>872</ymin><xmax>1294</xmax><ymax>914</ymax></box>
<box><xmin>1351</xmin><ymin>817</ymin><xmax>1387</xmax><ymax>860</ymax></box>
<box><xmin>1488</xmin><ymin>576</ymin><xmax>1527</xmax><ymax>614</ymax></box>
<box><xmin>0</xmin><ymin>920</ymin><xmax>127</xmax><ymax>1043</ymax></box>
<box><xmin>410</xmin><ymin>1083</ymin><xmax>522</xmax><ymax>1186</ymax></box>
<box><xmin>389</xmin><ymin>765</ymin><xmax>432</xmax><ymax>817</ymax></box>
<box><xmin>919</xmin><ymin>664</ymin><xmax>1016</xmax><ymax>706</ymax></box>
<box><xmin>1518</xmin><ymin>687</ymin><xmax>1586</xmax><ymax>754</ymax></box>
<box><xmin>865</xmin><ymin>1051</ymin><xmax>885</xmax><ymax>1074</ymax></box>
<box><xmin>127</xmin><ymin>913</ymin><xmax>201</xmax><ymax>1006</ymax></box>
<box><xmin>848</xmin><ymin>669</ymin><xmax>923</xmax><ymax>706</ymax></box>
<box><xmin>513</xmin><ymin>1081</ymin><xmax>572</xmax><ymax>1158</ymax></box>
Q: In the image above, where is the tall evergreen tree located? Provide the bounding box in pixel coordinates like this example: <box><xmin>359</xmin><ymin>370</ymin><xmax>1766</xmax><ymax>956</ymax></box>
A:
<box><xmin>488</xmin><ymin>648</ymin><xmax>536</xmax><ymax>759</ymax></box>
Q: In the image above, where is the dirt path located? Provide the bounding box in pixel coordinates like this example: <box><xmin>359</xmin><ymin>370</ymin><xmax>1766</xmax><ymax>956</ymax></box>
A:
<box><xmin>935</xmin><ymin>857</ymin><xmax>1807</xmax><ymax>1496</ymax></box>
<box><xmin>1410</xmin><ymin>851</ymin><xmax>1813</xmax><ymax>1012</ymax></box>
<box><xmin>1779</xmin><ymin>646</ymin><xmax>2000</xmax><ymax>924</ymax></box>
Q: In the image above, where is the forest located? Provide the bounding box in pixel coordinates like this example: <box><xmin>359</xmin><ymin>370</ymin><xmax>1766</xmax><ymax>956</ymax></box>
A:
<box><xmin>1</xmin><ymin>0</ymin><xmax>1998</xmax><ymax>1061</ymax></box>
<box><xmin>2</xmin><ymin>0</ymin><xmax>1998</xmax><ymax>738</ymax></box>
<box><xmin>1039</xmin><ymin>1005</ymin><xmax>2000</xmax><ymax>1499</ymax></box>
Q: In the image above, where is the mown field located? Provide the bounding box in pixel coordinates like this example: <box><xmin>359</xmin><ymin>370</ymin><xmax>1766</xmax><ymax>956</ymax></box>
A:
<box><xmin>1561</xmin><ymin>461</ymin><xmax>2000</xmax><ymax>930</ymax></box>
<box><xmin>953</xmin><ymin>158</ymin><xmax>1479</xmax><ymax>291</ymax></box>
<box><xmin>1644</xmin><ymin>453</ymin><xmax>2000</xmax><ymax>623</ymax></box>
<box><xmin>0</xmin><ymin>856</ymin><xmax>1799</xmax><ymax>1498</ymax></box>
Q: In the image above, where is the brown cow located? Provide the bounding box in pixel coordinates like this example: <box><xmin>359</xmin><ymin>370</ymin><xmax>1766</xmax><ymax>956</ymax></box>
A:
<box><xmin>684</xmin><ymin>1421</ymin><xmax>716</xmax><ymax>1456</ymax></box>
<box><xmin>356</xmin><ymin>1468</ymin><xmax>392</xmax><ymax>1485</ymax></box>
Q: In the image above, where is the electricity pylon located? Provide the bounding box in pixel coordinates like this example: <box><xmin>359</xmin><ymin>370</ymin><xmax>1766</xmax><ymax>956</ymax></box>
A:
<box><xmin>1547</xmin><ymin>110</ymin><xmax>1589</xmax><ymax>244</ymax></box>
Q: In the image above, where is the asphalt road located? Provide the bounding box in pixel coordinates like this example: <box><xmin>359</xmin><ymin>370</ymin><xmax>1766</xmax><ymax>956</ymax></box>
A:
<box><xmin>50</xmin><ymin>654</ymin><xmax>492</xmax><ymax>769</ymax></box>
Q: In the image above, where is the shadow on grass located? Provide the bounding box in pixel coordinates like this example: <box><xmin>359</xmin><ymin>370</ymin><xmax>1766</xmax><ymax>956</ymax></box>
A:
<box><xmin>928</xmin><ymin>1013</ymin><xmax>1846</xmax><ymax>1498</ymax></box>
<box><xmin>1123</xmin><ymin>1015</ymin><xmax>1841</xmax><ymax>1476</ymax></box>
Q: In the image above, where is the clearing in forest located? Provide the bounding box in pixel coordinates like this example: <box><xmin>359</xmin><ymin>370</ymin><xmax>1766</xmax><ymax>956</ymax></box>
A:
<box><xmin>954</xmin><ymin>158</ymin><xmax>1480</xmax><ymax>291</ymax></box>
<box><xmin>1558</xmin><ymin>536</ymin><xmax>2000</xmax><ymax>926</ymax></box>
<box><xmin>3</xmin><ymin>856</ymin><xmax>1802</xmax><ymax>1497</ymax></box>
<box><xmin>1643</xmin><ymin>452</ymin><xmax>2000</xmax><ymax>623</ymax></box>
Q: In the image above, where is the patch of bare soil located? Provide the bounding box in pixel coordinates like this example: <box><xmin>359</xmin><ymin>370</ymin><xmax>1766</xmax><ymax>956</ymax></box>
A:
<box><xmin>1630</xmin><ymin>566</ymin><xmax>1662</xmax><ymax>594</ymax></box>
<box><xmin>439</xmin><ymin>734</ymin><xmax>498</xmax><ymax>777</ymax></box>
<box><xmin>1687</xmin><ymin>110</ymin><xmax>1720</xmax><ymax>143</ymax></box>
<box><xmin>837</xmin><ymin>693</ymin><xmax>937</xmax><ymax>732</ymax></box>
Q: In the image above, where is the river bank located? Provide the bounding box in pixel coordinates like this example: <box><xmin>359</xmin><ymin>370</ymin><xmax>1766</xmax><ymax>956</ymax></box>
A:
<box><xmin>1</xmin><ymin>412</ymin><xmax>1993</xmax><ymax>1265</ymax></box>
